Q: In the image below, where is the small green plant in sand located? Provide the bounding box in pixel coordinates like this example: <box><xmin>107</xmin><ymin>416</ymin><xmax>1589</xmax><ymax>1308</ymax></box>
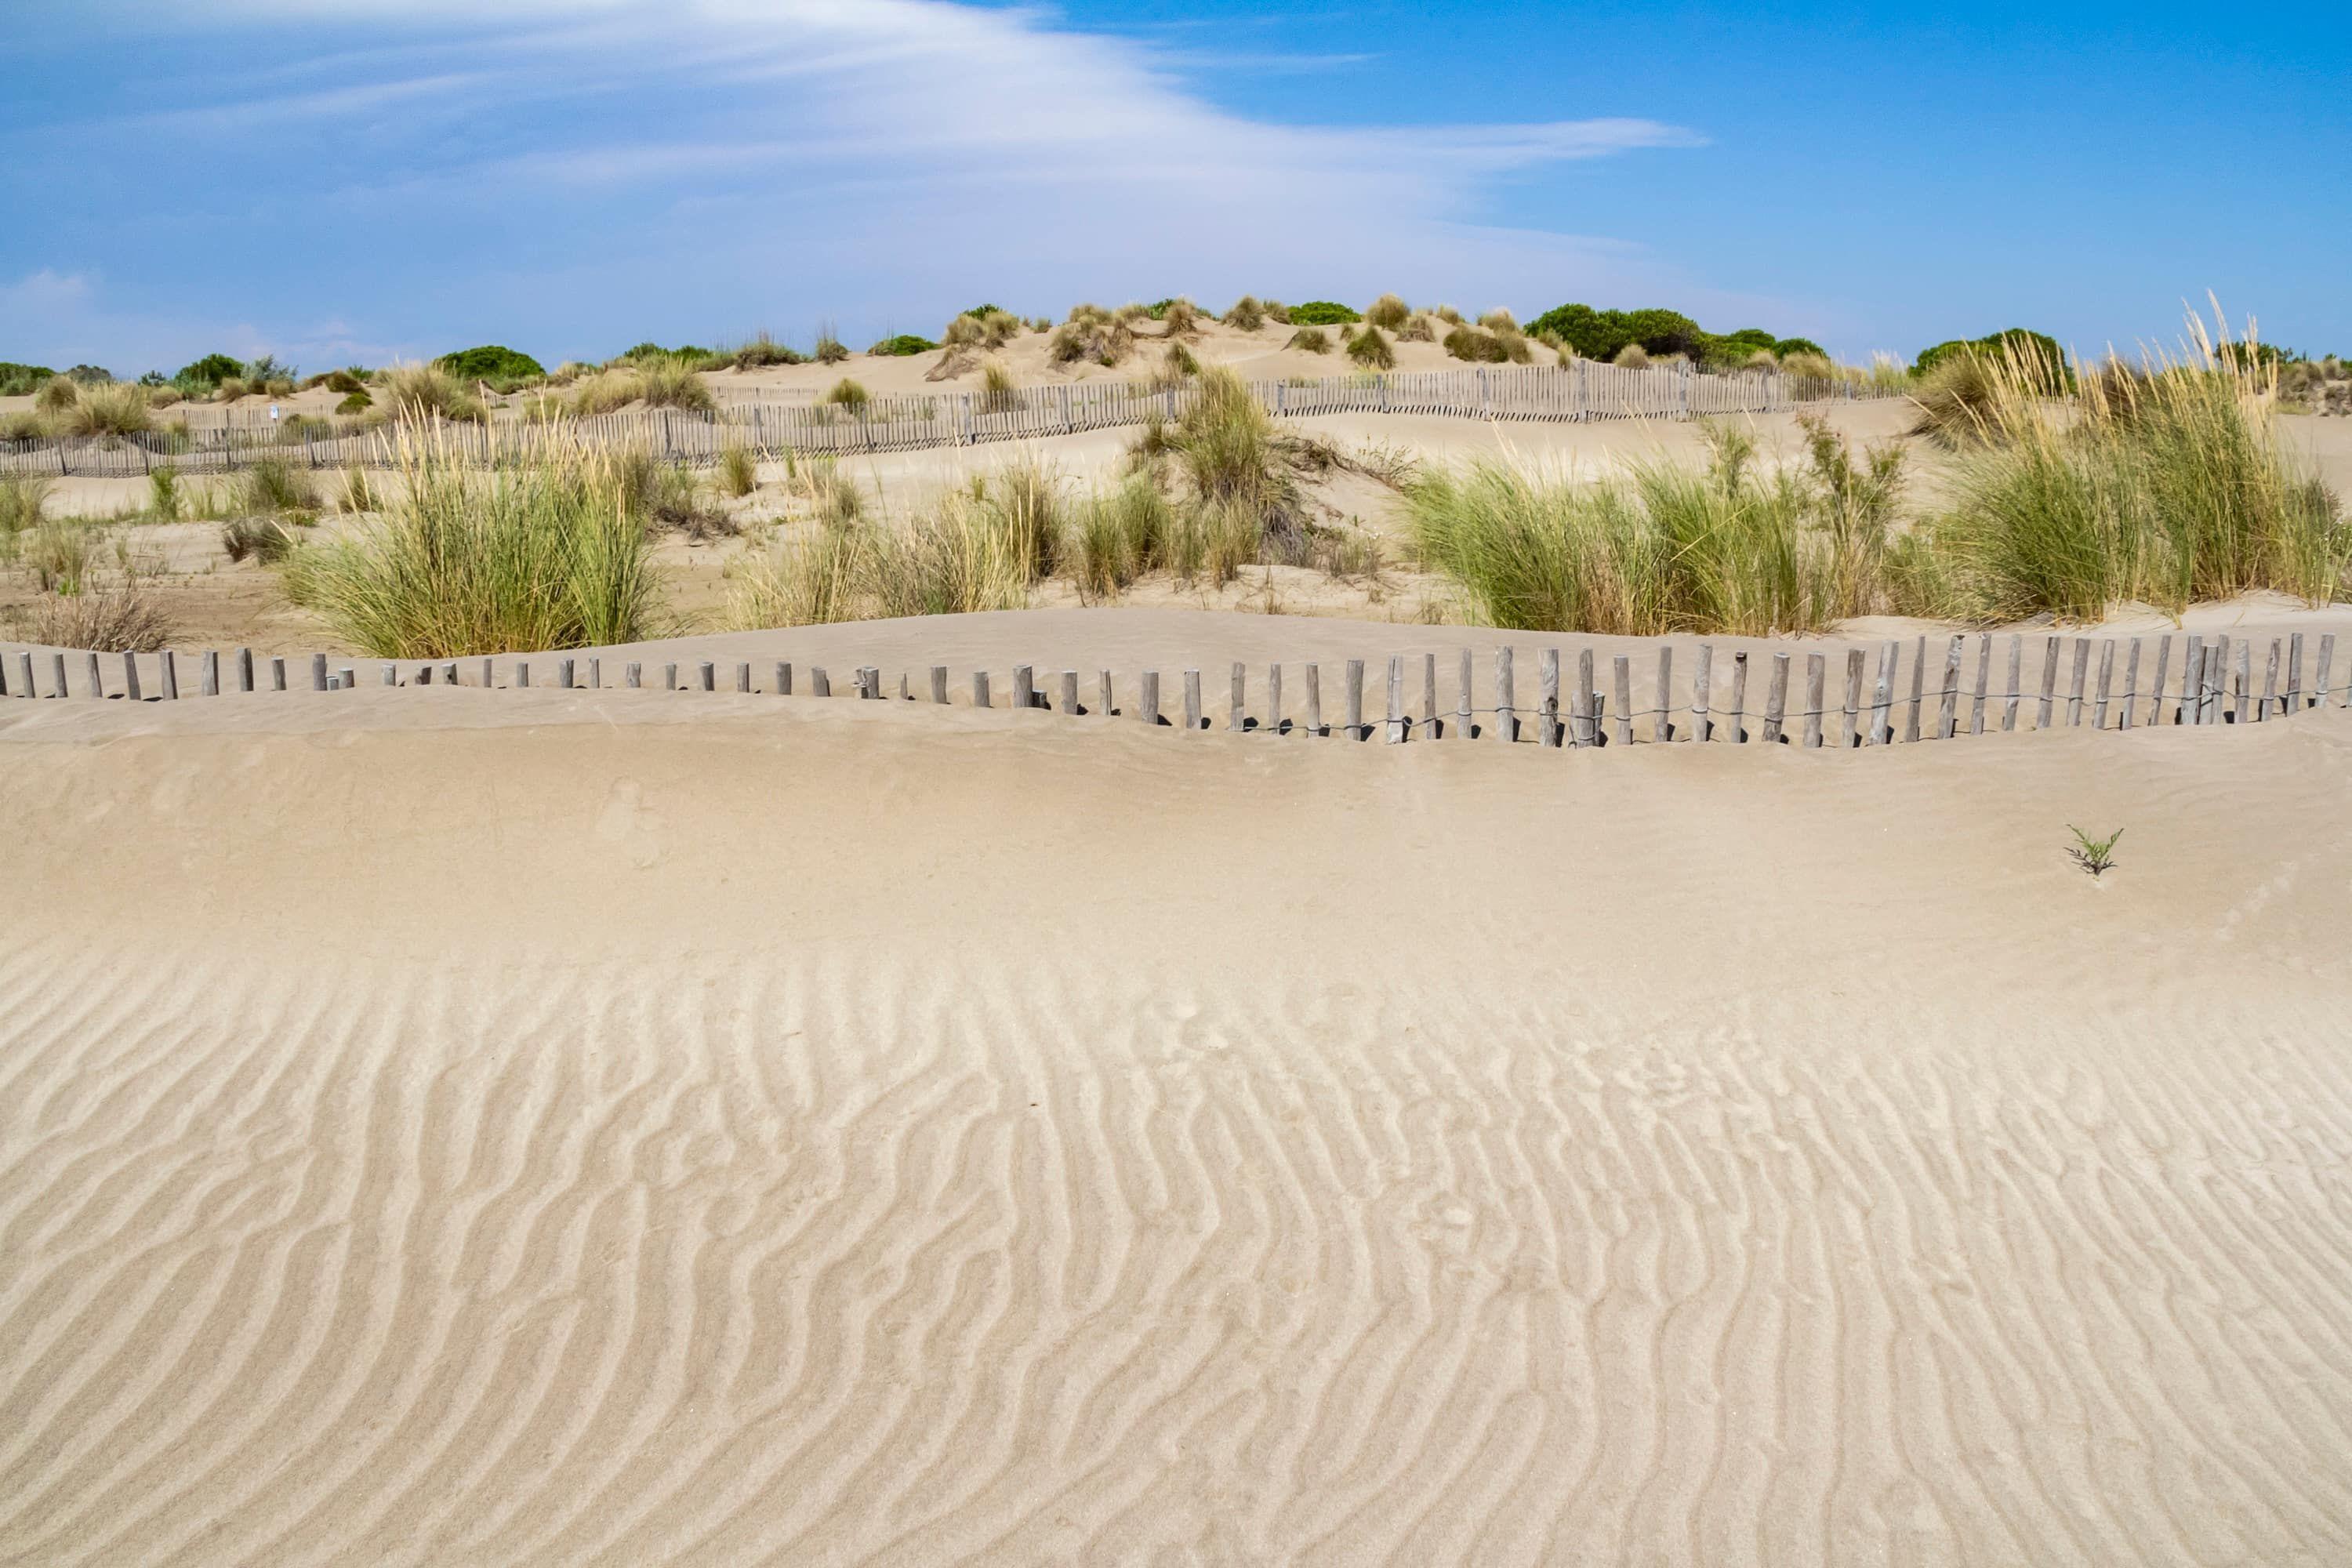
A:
<box><xmin>2066</xmin><ymin>826</ymin><xmax>2124</xmax><ymax>877</ymax></box>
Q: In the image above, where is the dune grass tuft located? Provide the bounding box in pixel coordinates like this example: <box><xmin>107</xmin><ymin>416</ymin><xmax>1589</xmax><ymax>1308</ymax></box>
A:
<box><xmin>1285</xmin><ymin>327</ymin><xmax>1332</xmax><ymax>354</ymax></box>
<box><xmin>2</xmin><ymin>473</ymin><xmax>51</xmax><ymax>538</ymax></box>
<box><xmin>822</xmin><ymin>376</ymin><xmax>872</xmax><ymax>410</ymax></box>
<box><xmin>719</xmin><ymin>439</ymin><xmax>758</xmax><ymax>497</ymax></box>
<box><xmin>1347</xmin><ymin>325</ymin><xmax>1396</xmax><ymax>370</ymax></box>
<box><xmin>24</xmin><ymin>581</ymin><xmax>175</xmax><ymax>652</ymax></box>
<box><xmin>58</xmin><ymin>383</ymin><xmax>154</xmax><ymax>437</ymax></box>
<box><xmin>285</xmin><ymin>421</ymin><xmax>661</xmax><ymax>656</ymax></box>
<box><xmin>378</xmin><ymin>361</ymin><xmax>487</xmax><ymax>423</ymax></box>
<box><xmin>1363</xmin><ymin>294</ymin><xmax>1410</xmax><ymax>331</ymax></box>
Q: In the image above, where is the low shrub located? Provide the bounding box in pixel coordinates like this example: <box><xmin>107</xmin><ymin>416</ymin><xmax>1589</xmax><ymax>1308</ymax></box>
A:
<box><xmin>379</xmin><ymin>361</ymin><xmax>487</xmax><ymax>422</ymax></box>
<box><xmin>435</xmin><ymin>345</ymin><xmax>546</xmax><ymax>382</ymax></box>
<box><xmin>58</xmin><ymin>382</ymin><xmax>153</xmax><ymax>436</ymax></box>
<box><xmin>2</xmin><ymin>412</ymin><xmax>43</xmax><ymax>441</ymax></box>
<box><xmin>1289</xmin><ymin>300</ymin><xmax>1361</xmax><ymax>325</ymax></box>
<box><xmin>24</xmin><ymin>582</ymin><xmax>174</xmax><ymax>652</ymax></box>
<box><xmin>1611</xmin><ymin>343</ymin><xmax>1650</xmax><ymax>368</ymax></box>
<box><xmin>869</xmin><ymin>334</ymin><xmax>938</xmax><ymax>357</ymax></box>
<box><xmin>0</xmin><ymin>362</ymin><xmax>53</xmax><ymax>397</ymax></box>
<box><xmin>1915</xmin><ymin>328</ymin><xmax>2063</xmax><ymax>379</ymax></box>
<box><xmin>213</xmin><ymin>377</ymin><xmax>249</xmax><ymax>402</ymax></box>
<box><xmin>337</xmin><ymin>390</ymin><xmax>373</xmax><ymax>415</ymax></box>
<box><xmin>1222</xmin><ymin>296</ymin><xmax>1267</xmax><ymax>331</ymax></box>
<box><xmin>731</xmin><ymin>334</ymin><xmax>806</xmax><ymax>368</ymax></box>
<box><xmin>287</xmin><ymin>423</ymin><xmax>661</xmax><ymax>655</ymax></box>
<box><xmin>1443</xmin><ymin>325</ymin><xmax>1509</xmax><ymax>364</ymax></box>
<box><xmin>814</xmin><ymin>330</ymin><xmax>849</xmax><ymax>365</ymax></box>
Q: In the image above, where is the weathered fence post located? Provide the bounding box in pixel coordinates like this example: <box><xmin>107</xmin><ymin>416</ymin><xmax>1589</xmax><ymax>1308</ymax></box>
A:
<box><xmin>1140</xmin><ymin>670</ymin><xmax>1160</xmax><ymax>726</ymax></box>
<box><xmin>1267</xmin><ymin>664</ymin><xmax>1283</xmax><ymax>732</ymax></box>
<box><xmin>380</xmin><ymin>663</ymin><xmax>396</xmax><ymax>687</ymax></box>
<box><xmin>2034</xmin><ymin>637</ymin><xmax>2059</xmax><ymax>728</ymax></box>
<box><xmin>2258</xmin><ymin>639</ymin><xmax>2279</xmax><ymax>720</ymax></box>
<box><xmin>1902</xmin><ymin>637</ymin><xmax>1925</xmax><ymax>741</ymax></box>
<box><xmin>1183</xmin><ymin>669</ymin><xmax>1203</xmax><ymax>731</ymax></box>
<box><xmin>2180</xmin><ymin>636</ymin><xmax>2204</xmax><ymax>724</ymax></box>
<box><xmin>1421</xmin><ymin>652</ymin><xmax>1437</xmax><ymax>736</ymax></box>
<box><xmin>1014</xmin><ymin>664</ymin><xmax>1035</xmax><ymax>711</ymax></box>
<box><xmin>930</xmin><ymin>666</ymin><xmax>947</xmax><ymax>703</ymax></box>
<box><xmin>2234</xmin><ymin>641</ymin><xmax>2252</xmax><ymax>724</ymax></box>
<box><xmin>737</xmin><ymin>662</ymin><xmax>751</xmax><ymax>694</ymax></box>
<box><xmin>1613</xmin><ymin>655</ymin><xmax>1633</xmax><ymax>747</ymax></box>
<box><xmin>201</xmin><ymin>650</ymin><xmax>221</xmax><ymax>696</ymax></box>
<box><xmin>2286</xmin><ymin>633</ymin><xmax>2305</xmax><ymax>712</ymax></box>
<box><xmin>2146</xmin><ymin>635</ymin><xmax>2169</xmax><ymax>727</ymax></box>
<box><xmin>1870</xmin><ymin>641</ymin><xmax>1896</xmax><ymax>744</ymax></box>
<box><xmin>122</xmin><ymin>651</ymin><xmax>143</xmax><ymax>702</ymax></box>
<box><xmin>2316</xmin><ymin>634</ymin><xmax>2337</xmax><ymax>710</ymax></box>
<box><xmin>971</xmin><ymin>670</ymin><xmax>989</xmax><ymax>708</ymax></box>
<box><xmin>626</xmin><ymin>662</ymin><xmax>643</xmax><ymax>688</ymax></box>
<box><xmin>2063</xmin><ymin>639</ymin><xmax>2089</xmax><ymax>725</ymax></box>
<box><xmin>2093</xmin><ymin>641</ymin><xmax>2115</xmax><ymax>728</ymax></box>
<box><xmin>1654</xmin><ymin>646</ymin><xmax>1675</xmax><ymax>742</ymax></box>
<box><xmin>1693</xmin><ymin>644</ymin><xmax>1715</xmax><ymax>742</ymax></box>
<box><xmin>1803</xmin><ymin>653</ymin><xmax>1825</xmax><ymax>750</ymax></box>
<box><xmin>1305</xmin><ymin>663</ymin><xmax>1323</xmax><ymax>736</ymax></box>
<box><xmin>84</xmin><ymin>651</ymin><xmax>102</xmax><ymax>699</ymax></box>
<box><xmin>1842</xmin><ymin>648</ymin><xmax>1865</xmax><ymax>747</ymax></box>
<box><xmin>271</xmin><ymin>656</ymin><xmax>288</xmax><ymax>691</ymax></box>
<box><xmin>1936</xmin><ymin>635</ymin><xmax>1962</xmax><ymax>739</ymax></box>
<box><xmin>1098</xmin><ymin>670</ymin><xmax>1114</xmax><ymax>718</ymax></box>
<box><xmin>2119</xmin><ymin>640</ymin><xmax>2140</xmax><ymax>730</ymax></box>
<box><xmin>1494</xmin><ymin>647</ymin><xmax>1515</xmax><ymax>742</ymax></box>
<box><xmin>1727</xmin><ymin>651</ymin><xmax>1749</xmax><ymax>742</ymax></box>
<box><xmin>1455</xmin><ymin>648</ymin><xmax>1473</xmax><ymax>739</ymax></box>
<box><xmin>558</xmin><ymin>658</ymin><xmax>575</xmax><ymax>689</ymax></box>
<box><xmin>1343</xmin><ymin>659</ymin><xmax>1364</xmax><ymax>740</ymax></box>
<box><xmin>236</xmin><ymin>647</ymin><xmax>254</xmax><ymax>692</ymax></box>
<box><xmin>1762</xmin><ymin>653</ymin><xmax>1790</xmax><ymax>744</ymax></box>
<box><xmin>159</xmin><ymin>650</ymin><xmax>179</xmax><ymax>700</ymax></box>
<box><xmin>1540</xmin><ymin>648</ymin><xmax>1563</xmax><ymax>747</ymax></box>
<box><xmin>311</xmin><ymin>652</ymin><xmax>328</xmax><ymax>692</ymax></box>
<box><xmin>1386</xmin><ymin>655</ymin><xmax>1406</xmax><ymax>742</ymax></box>
<box><xmin>1998</xmin><ymin>636</ymin><xmax>2020</xmax><ymax>731</ymax></box>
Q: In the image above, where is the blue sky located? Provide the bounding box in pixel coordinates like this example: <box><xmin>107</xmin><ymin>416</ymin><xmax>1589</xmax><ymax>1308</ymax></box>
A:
<box><xmin>2</xmin><ymin>1</ymin><xmax>2344</xmax><ymax>376</ymax></box>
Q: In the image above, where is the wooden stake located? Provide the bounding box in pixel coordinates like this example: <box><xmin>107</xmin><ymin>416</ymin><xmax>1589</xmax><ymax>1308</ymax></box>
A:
<box><xmin>2317</xmin><ymin>634</ymin><xmax>2337</xmax><ymax>710</ymax></box>
<box><xmin>1306</xmin><ymin>663</ymin><xmax>1323</xmax><ymax>735</ymax></box>
<box><xmin>160</xmin><ymin>650</ymin><xmax>179</xmax><ymax>700</ymax></box>
<box><xmin>517</xmin><ymin>661</ymin><xmax>531</xmax><ymax>688</ymax></box>
<box><xmin>2259</xmin><ymin>639</ymin><xmax>2280</xmax><ymax>720</ymax></box>
<box><xmin>1693</xmin><ymin>643</ymin><xmax>1715</xmax><ymax>742</ymax></box>
<box><xmin>1014</xmin><ymin>664</ymin><xmax>1035</xmax><ymax>710</ymax></box>
<box><xmin>2119</xmin><ymin>640</ymin><xmax>2140</xmax><ymax>730</ymax></box>
<box><xmin>1142</xmin><ymin>670</ymin><xmax>1161</xmax><ymax>726</ymax></box>
<box><xmin>737</xmin><ymin>662</ymin><xmax>751</xmax><ymax>693</ymax></box>
<box><xmin>811</xmin><ymin>665</ymin><xmax>830</xmax><ymax>697</ymax></box>
<box><xmin>382</xmin><ymin>663</ymin><xmax>397</xmax><ymax>687</ymax></box>
<box><xmin>1613</xmin><ymin>655</ymin><xmax>1633</xmax><ymax>747</ymax></box>
<box><xmin>2034</xmin><ymin>636</ymin><xmax>2059</xmax><ymax>728</ymax></box>
<box><xmin>271</xmin><ymin>656</ymin><xmax>287</xmax><ymax>692</ymax></box>
<box><xmin>1540</xmin><ymin>648</ymin><xmax>1563</xmax><ymax>747</ymax></box>
<box><xmin>2092</xmin><ymin>641</ymin><xmax>2114</xmax><ymax>729</ymax></box>
<box><xmin>697</xmin><ymin>661</ymin><xmax>714</xmax><ymax>692</ymax></box>
<box><xmin>84</xmin><ymin>651</ymin><xmax>102</xmax><ymax>699</ymax></box>
<box><xmin>560</xmin><ymin>657</ymin><xmax>575</xmax><ymax>689</ymax></box>
<box><xmin>2148</xmin><ymin>635</ymin><xmax>2172</xmax><ymax>726</ymax></box>
<box><xmin>1386</xmin><ymin>655</ymin><xmax>1405</xmax><ymax>742</ymax></box>
<box><xmin>311</xmin><ymin>652</ymin><xmax>328</xmax><ymax>691</ymax></box>
<box><xmin>1232</xmin><ymin>662</ymin><xmax>1247</xmax><ymax>731</ymax></box>
<box><xmin>1269</xmin><ymin>664</ymin><xmax>1283</xmax><ymax>733</ymax></box>
<box><xmin>626</xmin><ymin>662</ymin><xmax>643</xmax><ymax>688</ymax></box>
<box><xmin>202</xmin><ymin>650</ymin><xmax>221</xmax><ymax>696</ymax></box>
<box><xmin>2002</xmin><ymin>636</ymin><xmax>2022</xmax><ymax>731</ymax></box>
<box><xmin>1061</xmin><ymin>670</ymin><xmax>1080</xmax><ymax>715</ymax></box>
<box><xmin>1421</xmin><ymin>652</ymin><xmax>1437</xmax><ymax>735</ymax></box>
<box><xmin>2287</xmin><ymin>633</ymin><xmax>2305</xmax><ymax>711</ymax></box>
<box><xmin>1344</xmin><ymin>659</ymin><xmax>1364</xmax><ymax>740</ymax></box>
<box><xmin>970</xmin><ymin>669</ymin><xmax>987</xmax><ymax>708</ymax></box>
<box><xmin>1903</xmin><ymin>635</ymin><xmax>1925</xmax><ymax>741</ymax></box>
<box><xmin>1937</xmin><ymin>635</ymin><xmax>1962</xmax><ymax>739</ymax></box>
<box><xmin>50</xmin><ymin>652</ymin><xmax>66</xmax><ymax>699</ymax></box>
<box><xmin>2233</xmin><ymin>641</ymin><xmax>2252</xmax><ymax>724</ymax></box>
<box><xmin>237</xmin><ymin>647</ymin><xmax>254</xmax><ymax>692</ymax></box>
<box><xmin>2064</xmin><ymin>639</ymin><xmax>2089</xmax><ymax>726</ymax></box>
<box><xmin>1654</xmin><ymin>646</ymin><xmax>1675</xmax><ymax>742</ymax></box>
<box><xmin>1870</xmin><ymin>640</ymin><xmax>1896</xmax><ymax>744</ymax></box>
<box><xmin>1456</xmin><ymin>648</ymin><xmax>1472</xmax><ymax>739</ymax></box>
<box><xmin>1494</xmin><ymin>647</ymin><xmax>1515</xmax><ymax>742</ymax></box>
<box><xmin>1803</xmin><ymin>653</ymin><xmax>1825</xmax><ymax>750</ymax></box>
<box><xmin>2180</xmin><ymin>636</ymin><xmax>2202</xmax><ymax>724</ymax></box>
<box><xmin>931</xmin><ymin>665</ymin><xmax>948</xmax><ymax>703</ymax></box>
<box><xmin>1762</xmin><ymin>652</ymin><xmax>1790</xmax><ymax>744</ymax></box>
<box><xmin>1098</xmin><ymin>669</ymin><xmax>1114</xmax><ymax>718</ymax></box>
<box><xmin>1969</xmin><ymin>633</ymin><xmax>1991</xmax><ymax>734</ymax></box>
<box><xmin>1728</xmin><ymin>651</ymin><xmax>1749</xmax><ymax>743</ymax></box>
<box><xmin>1842</xmin><ymin>648</ymin><xmax>1864</xmax><ymax>747</ymax></box>
<box><xmin>123</xmin><ymin>651</ymin><xmax>143</xmax><ymax>702</ymax></box>
<box><xmin>1185</xmin><ymin>668</ymin><xmax>1203</xmax><ymax>731</ymax></box>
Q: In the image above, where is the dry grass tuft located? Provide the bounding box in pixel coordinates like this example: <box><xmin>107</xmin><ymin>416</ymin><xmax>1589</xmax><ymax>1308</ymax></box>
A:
<box><xmin>1222</xmin><ymin>296</ymin><xmax>1267</xmax><ymax>331</ymax></box>
<box><xmin>1364</xmin><ymin>294</ymin><xmax>1410</xmax><ymax>331</ymax></box>
<box><xmin>379</xmin><ymin>361</ymin><xmax>488</xmax><ymax>423</ymax></box>
<box><xmin>1286</xmin><ymin>327</ymin><xmax>1332</xmax><ymax>354</ymax></box>
<box><xmin>1347</xmin><ymin>325</ymin><xmax>1396</xmax><ymax>370</ymax></box>
<box><xmin>24</xmin><ymin>581</ymin><xmax>174</xmax><ymax>652</ymax></box>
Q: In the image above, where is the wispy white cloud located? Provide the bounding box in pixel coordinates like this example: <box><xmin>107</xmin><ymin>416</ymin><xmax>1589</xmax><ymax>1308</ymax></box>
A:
<box><xmin>5</xmin><ymin>0</ymin><xmax>1757</xmax><ymax>366</ymax></box>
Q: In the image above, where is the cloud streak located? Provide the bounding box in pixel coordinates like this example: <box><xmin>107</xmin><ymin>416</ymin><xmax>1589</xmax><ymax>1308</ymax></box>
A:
<box><xmin>2</xmin><ymin>0</ymin><xmax>1724</xmax><ymax>368</ymax></box>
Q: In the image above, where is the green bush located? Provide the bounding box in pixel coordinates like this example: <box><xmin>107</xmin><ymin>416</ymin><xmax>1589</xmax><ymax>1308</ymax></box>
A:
<box><xmin>0</xmin><ymin>361</ymin><xmax>54</xmax><ymax>397</ymax></box>
<box><xmin>1773</xmin><ymin>336</ymin><xmax>1826</xmax><ymax>359</ymax></box>
<box><xmin>336</xmin><ymin>390</ymin><xmax>373</xmax><ymax>415</ymax></box>
<box><xmin>869</xmin><ymin>334</ymin><xmax>938</xmax><ymax>356</ymax></box>
<box><xmin>1525</xmin><ymin>303</ymin><xmax>1708</xmax><ymax>362</ymax></box>
<box><xmin>1915</xmin><ymin>328</ymin><xmax>2065</xmax><ymax>379</ymax></box>
<box><xmin>1288</xmin><ymin>300</ymin><xmax>1362</xmax><ymax>325</ymax></box>
<box><xmin>435</xmin><ymin>345</ymin><xmax>546</xmax><ymax>382</ymax></box>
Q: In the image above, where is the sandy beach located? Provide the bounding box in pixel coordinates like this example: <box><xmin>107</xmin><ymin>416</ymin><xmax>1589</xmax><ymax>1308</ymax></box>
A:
<box><xmin>6</xmin><ymin>609</ymin><xmax>2352</xmax><ymax>1566</ymax></box>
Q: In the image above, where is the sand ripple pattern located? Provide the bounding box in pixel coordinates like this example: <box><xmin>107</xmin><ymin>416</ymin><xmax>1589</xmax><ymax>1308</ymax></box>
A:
<box><xmin>3</xmin><ymin>948</ymin><xmax>2351</xmax><ymax>1566</ymax></box>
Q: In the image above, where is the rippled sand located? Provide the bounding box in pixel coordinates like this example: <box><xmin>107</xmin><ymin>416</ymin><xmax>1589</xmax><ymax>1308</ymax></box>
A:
<box><xmin>5</xmin><ymin>648</ymin><xmax>2351</xmax><ymax>1566</ymax></box>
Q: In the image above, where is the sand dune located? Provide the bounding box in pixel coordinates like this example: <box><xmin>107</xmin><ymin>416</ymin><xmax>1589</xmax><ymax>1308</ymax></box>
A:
<box><xmin>6</xmin><ymin>637</ymin><xmax>2352</xmax><ymax>1566</ymax></box>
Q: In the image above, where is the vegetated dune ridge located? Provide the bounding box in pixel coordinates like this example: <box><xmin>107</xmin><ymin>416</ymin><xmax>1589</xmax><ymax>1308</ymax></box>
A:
<box><xmin>5</xmin><ymin>643</ymin><xmax>2352</xmax><ymax>1565</ymax></box>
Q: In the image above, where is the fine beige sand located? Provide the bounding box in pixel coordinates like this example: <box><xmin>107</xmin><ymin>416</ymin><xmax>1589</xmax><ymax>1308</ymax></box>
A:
<box><xmin>5</xmin><ymin>608</ymin><xmax>2352</xmax><ymax>1566</ymax></box>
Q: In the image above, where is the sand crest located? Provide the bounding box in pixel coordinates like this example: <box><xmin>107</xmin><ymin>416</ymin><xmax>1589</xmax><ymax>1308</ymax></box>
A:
<box><xmin>5</xmin><ymin>653</ymin><xmax>2352</xmax><ymax>1566</ymax></box>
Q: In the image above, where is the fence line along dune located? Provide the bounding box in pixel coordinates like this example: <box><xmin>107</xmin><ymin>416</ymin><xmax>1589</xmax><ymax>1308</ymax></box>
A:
<box><xmin>0</xmin><ymin>361</ymin><xmax>1886</xmax><ymax>477</ymax></box>
<box><xmin>4</xmin><ymin>661</ymin><xmax>2351</xmax><ymax>1566</ymax></box>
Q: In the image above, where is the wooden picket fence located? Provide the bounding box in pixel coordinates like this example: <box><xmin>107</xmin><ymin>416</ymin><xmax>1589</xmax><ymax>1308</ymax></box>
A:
<box><xmin>9</xmin><ymin>629</ymin><xmax>2339</xmax><ymax>752</ymax></box>
<box><xmin>0</xmin><ymin>362</ymin><xmax>1891</xmax><ymax>477</ymax></box>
